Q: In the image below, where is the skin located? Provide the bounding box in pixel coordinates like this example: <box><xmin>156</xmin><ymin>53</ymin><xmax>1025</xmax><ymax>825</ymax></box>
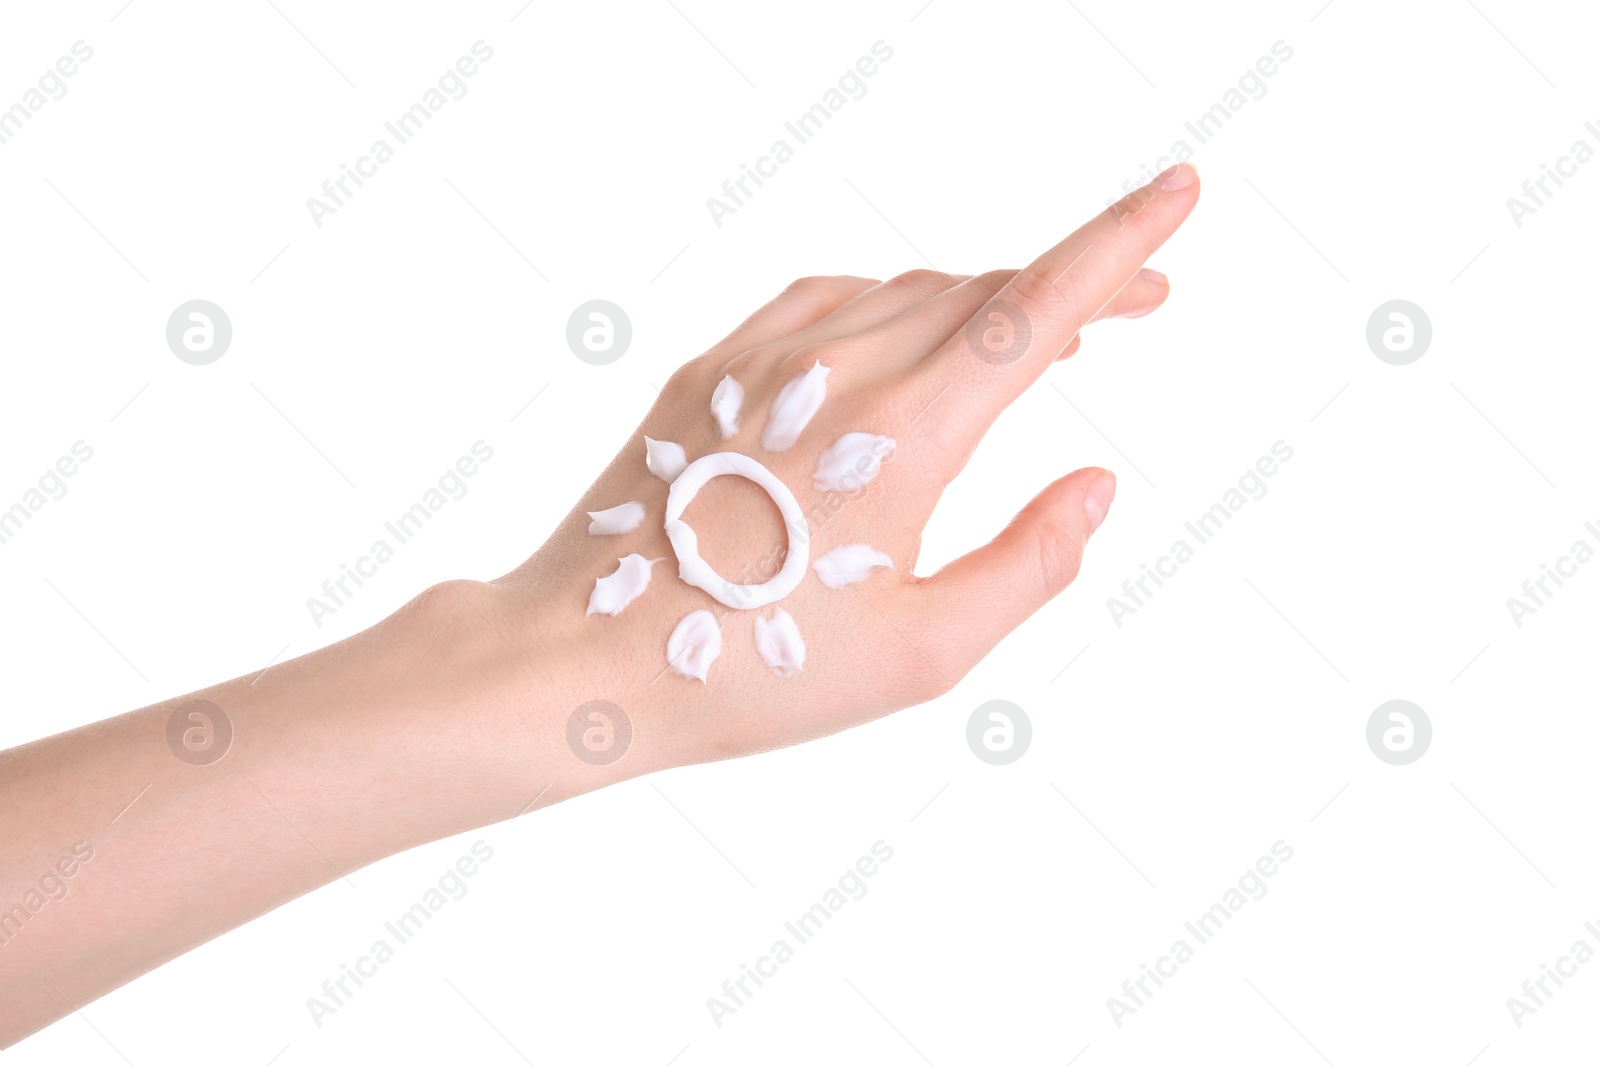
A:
<box><xmin>0</xmin><ymin>163</ymin><xmax>1199</xmax><ymax>1046</ymax></box>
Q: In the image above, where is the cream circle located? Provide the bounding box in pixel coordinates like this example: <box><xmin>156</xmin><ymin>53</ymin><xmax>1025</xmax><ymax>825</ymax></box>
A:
<box><xmin>664</xmin><ymin>452</ymin><xmax>809</xmax><ymax>610</ymax></box>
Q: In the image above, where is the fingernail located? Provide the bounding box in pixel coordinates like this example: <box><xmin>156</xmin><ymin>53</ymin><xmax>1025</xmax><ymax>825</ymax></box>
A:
<box><xmin>1083</xmin><ymin>471</ymin><xmax>1117</xmax><ymax>535</ymax></box>
<box><xmin>1137</xmin><ymin>267</ymin><xmax>1168</xmax><ymax>285</ymax></box>
<box><xmin>1153</xmin><ymin>163</ymin><xmax>1196</xmax><ymax>190</ymax></box>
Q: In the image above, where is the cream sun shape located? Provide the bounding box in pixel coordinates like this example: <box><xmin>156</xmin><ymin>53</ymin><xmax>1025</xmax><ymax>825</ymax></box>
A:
<box><xmin>584</xmin><ymin>362</ymin><xmax>897</xmax><ymax>682</ymax></box>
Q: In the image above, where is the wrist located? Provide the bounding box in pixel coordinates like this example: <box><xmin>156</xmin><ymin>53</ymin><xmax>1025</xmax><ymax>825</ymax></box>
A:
<box><xmin>388</xmin><ymin>578</ymin><xmax>649</xmax><ymax>824</ymax></box>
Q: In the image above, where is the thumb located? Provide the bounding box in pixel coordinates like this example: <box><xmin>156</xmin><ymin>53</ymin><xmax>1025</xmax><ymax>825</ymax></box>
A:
<box><xmin>915</xmin><ymin>467</ymin><xmax>1116</xmax><ymax>674</ymax></box>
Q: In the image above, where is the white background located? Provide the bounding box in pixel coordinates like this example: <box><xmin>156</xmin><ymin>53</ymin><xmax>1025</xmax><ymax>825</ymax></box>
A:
<box><xmin>2</xmin><ymin>0</ymin><xmax>1597</xmax><ymax>1063</ymax></box>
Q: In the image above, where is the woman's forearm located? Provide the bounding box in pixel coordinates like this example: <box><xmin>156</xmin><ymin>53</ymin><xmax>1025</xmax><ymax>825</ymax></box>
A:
<box><xmin>0</xmin><ymin>579</ymin><xmax>581</xmax><ymax>1047</ymax></box>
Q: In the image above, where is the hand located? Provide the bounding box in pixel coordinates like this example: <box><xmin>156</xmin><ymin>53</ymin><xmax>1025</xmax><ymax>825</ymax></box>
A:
<box><xmin>495</xmin><ymin>162</ymin><xmax>1201</xmax><ymax>784</ymax></box>
<box><xmin>0</xmin><ymin>163</ymin><xmax>1197</xmax><ymax>1045</ymax></box>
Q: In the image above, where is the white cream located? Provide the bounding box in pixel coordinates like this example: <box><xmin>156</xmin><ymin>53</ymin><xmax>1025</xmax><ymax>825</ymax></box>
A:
<box><xmin>586</xmin><ymin>553</ymin><xmax>661</xmax><ymax>617</ymax></box>
<box><xmin>666</xmin><ymin>609</ymin><xmax>722</xmax><ymax>681</ymax></box>
<box><xmin>645</xmin><ymin>436</ymin><xmax>688</xmax><ymax>482</ymax></box>
<box><xmin>761</xmin><ymin>361</ymin><xmax>830</xmax><ymax>452</ymax></box>
<box><xmin>664</xmin><ymin>451</ymin><xmax>810</xmax><ymax>610</ymax></box>
<box><xmin>813</xmin><ymin>432</ymin><xmax>896</xmax><ymax>492</ymax></box>
<box><xmin>754</xmin><ymin>608</ymin><xmax>805</xmax><ymax>677</ymax></box>
<box><xmin>587</xmin><ymin>501</ymin><xmax>646</xmax><ymax>535</ymax></box>
<box><xmin>813</xmin><ymin>544</ymin><xmax>893</xmax><ymax>589</ymax></box>
<box><xmin>711</xmin><ymin>375</ymin><xmax>744</xmax><ymax>439</ymax></box>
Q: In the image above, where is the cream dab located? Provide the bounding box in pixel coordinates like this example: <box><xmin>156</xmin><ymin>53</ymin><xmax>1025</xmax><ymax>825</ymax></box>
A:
<box><xmin>813</xmin><ymin>544</ymin><xmax>892</xmax><ymax>589</ymax></box>
<box><xmin>813</xmin><ymin>433</ymin><xmax>896</xmax><ymax>492</ymax></box>
<box><xmin>711</xmin><ymin>375</ymin><xmax>744</xmax><ymax>439</ymax></box>
<box><xmin>587</xmin><ymin>501</ymin><xmax>646</xmax><ymax>535</ymax></box>
<box><xmin>645</xmin><ymin>436</ymin><xmax>688</xmax><ymax>483</ymax></box>
<box><xmin>666</xmin><ymin>609</ymin><xmax>722</xmax><ymax>681</ymax></box>
<box><xmin>587</xmin><ymin>553</ymin><xmax>661</xmax><ymax>617</ymax></box>
<box><xmin>754</xmin><ymin>608</ymin><xmax>805</xmax><ymax>677</ymax></box>
<box><xmin>664</xmin><ymin>452</ymin><xmax>810</xmax><ymax>610</ymax></box>
<box><xmin>761</xmin><ymin>361</ymin><xmax>830</xmax><ymax>452</ymax></box>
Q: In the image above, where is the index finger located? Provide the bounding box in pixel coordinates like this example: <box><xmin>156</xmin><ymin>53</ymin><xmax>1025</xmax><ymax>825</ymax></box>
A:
<box><xmin>930</xmin><ymin>162</ymin><xmax>1200</xmax><ymax>405</ymax></box>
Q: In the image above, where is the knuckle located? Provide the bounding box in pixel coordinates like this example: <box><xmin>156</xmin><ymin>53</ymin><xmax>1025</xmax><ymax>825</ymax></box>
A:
<box><xmin>781</xmin><ymin>275</ymin><xmax>834</xmax><ymax>299</ymax></box>
<box><xmin>973</xmin><ymin>268</ymin><xmax>1017</xmax><ymax>293</ymax></box>
<box><xmin>1011</xmin><ymin>265</ymin><xmax>1075</xmax><ymax>319</ymax></box>
<box><xmin>885</xmin><ymin>269</ymin><xmax>957</xmax><ymax>296</ymax></box>
<box><xmin>787</xmin><ymin>338</ymin><xmax>854</xmax><ymax>368</ymax></box>
<box><xmin>780</xmin><ymin>274</ymin><xmax>877</xmax><ymax>304</ymax></box>
<box><xmin>726</xmin><ymin>343</ymin><xmax>778</xmax><ymax>373</ymax></box>
<box><xmin>663</xmin><ymin>357</ymin><xmax>706</xmax><ymax>395</ymax></box>
<box><xmin>1030</xmin><ymin>517</ymin><xmax>1085</xmax><ymax>594</ymax></box>
<box><xmin>1007</xmin><ymin>263</ymin><xmax>1083</xmax><ymax>319</ymax></box>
